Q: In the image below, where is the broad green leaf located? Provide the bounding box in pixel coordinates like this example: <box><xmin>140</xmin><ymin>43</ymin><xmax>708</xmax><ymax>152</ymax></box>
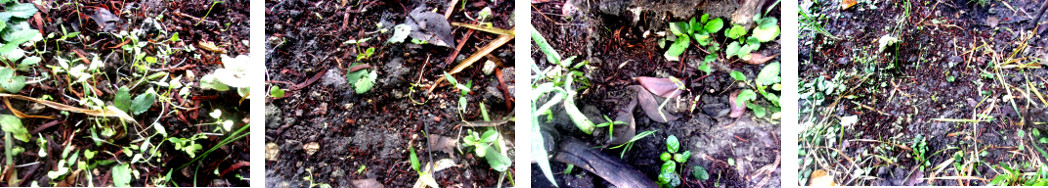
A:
<box><xmin>693</xmin><ymin>166</ymin><xmax>709</xmax><ymax>180</ymax></box>
<box><xmin>753</xmin><ymin>17</ymin><xmax>780</xmax><ymax>42</ymax></box>
<box><xmin>483</xmin><ymin>146</ymin><xmax>511</xmax><ymax>172</ymax></box>
<box><xmin>736</xmin><ymin>89</ymin><xmax>757</xmax><ymax>108</ymax></box>
<box><xmin>756</xmin><ymin>62</ymin><xmax>780</xmax><ymax>86</ymax></box>
<box><xmin>114</xmin><ymin>86</ymin><xmax>131</xmax><ymax>112</ymax></box>
<box><xmin>353</xmin><ymin>70</ymin><xmax>376</xmax><ymax>94</ymax></box>
<box><xmin>730</xmin><ymin>70</ymin><xmax>746</xmax><ymax>81</ymax></box>
<box><xmin>666</xmin><ymin>135</ymin><xmax>680</xmax><ymax>153</ymax></box>
<box><xmin>0</xmin><ymin>68</ymin><xmax>24</xmax><ymax>93</ymax></box>
<box><xmin>726</xmin><ymin>41</ymin><xmax>741</xmax><ymax>59</ymax></box>
<box><xmin>7</xmin><ymin>3</ymin><xmax>38</xmax><ymax>18</ymax></box>
<box><xmin>699</xmin><ymin>55</ymin><xmax>714</xmax><ymax>75</ymax></box>
<box><xmin>0</xmin><ymin>114</ymin><xmax>27</xmax><ymax>142</ymax></box>
<box><xmin>2</xmin><ymin>28</ymin><xmax>38</xmax><ymax>43</ymax></box>
<box><xmin>726</xmin><ymin>25</ymin><xmax>746</xmax><ymax>39</ymax></box>
<box><xmin>705</xmin><ymin>18</ymin><xmax>724</xmax><ymax>34</ymax></box>
<box><xmin>130</xmin><ymin>88</ymin><xmax>157</xmax><ymax>115</ymax></box>
<box><xmin>700</xmin><ymin>14</ymin><xmax>709</xmax><ymax>24</ymax></box>
<box><xmin>269</xmin><ymin>85</ymin><xmax>285</xmax><ymax>98</ymax></box>
<box><xmin>688</xmin><ymin>18</ymin><xmax>697</xmax><ymax>35</ymax></box>
<box><xmin>480</xmin><ymin>130</ymin><xmax>499</xmax><ymax>143</ymax></box>
<box><xmin>738</xmin><ymin>44</ymin><xmax>755</xmax><ymax>60</ymax></box>
<box><xmin>747</xmin><ymin>102</ymin><xmax>767</xmax><ymax>118</ymax></box>
<box><xmin>660</xmin><ymin>160</ymin><xmax>676</xmax><ymax>175</ymax></box>
<box><xmin>112</xmin><ymin>163</ymin><xmax>132</xmax><ymax>187</ymax></box>
<box><xmin>669</xmin><ymin>22</ymin><xmax>687</xmax><ymax>36</ymax></box>
<box><xmin>663</xmin><ymin>34</ymin><xmax>689</xmax><ymax>62</ymax></box>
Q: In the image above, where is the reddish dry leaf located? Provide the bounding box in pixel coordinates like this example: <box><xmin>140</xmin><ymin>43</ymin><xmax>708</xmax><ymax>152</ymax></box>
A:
<box><xmin>729</xmin><ymin>90</ymin><xmax>746</xmax><ymax>118</ymax></box>
<box><xmin>744</xmin><ymin>53</ymin><xmax>778</xmax><ymax>65</ymax></box>
<box><xmin>632</xmin><ymin>85</ymin><xmax>678</xmax><ymax>123</ymax></box>
<box><xmin>634</xmin><ymin>76</ymin><xmax>683</xmax><ymax>98</ymax></box>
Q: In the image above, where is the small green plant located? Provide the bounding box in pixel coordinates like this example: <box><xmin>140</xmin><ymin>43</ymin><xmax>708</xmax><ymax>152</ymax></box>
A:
<box><xmin>658</xmin><ymin>135</ymin><xmax>691</xmax><ymax>187</ymax></box>
<box><xmin>461</xmin><ymin>129</ymin><xmax>511</xmax><ymax>172</ymax></box>
<box><xmin>732</xmin><ymin>62</ymin><xmax>781</xmax><ymax>119</ymax></box>
<box><xmin>0</xmin><ymin>1</ymin><xmax>42</xmax><ymax>66</ymax></box>
<box><xmin>200</xmin><ymin>55</ymin><xmax>251</xmax><ymax>98</ymax></box>
<box><xmin>444</xmin><ymin>72</ymin><xmax>472</xmax><ymax>119</ymax></box>
<box><xmin>269</xmin><ymin>85</ymin><xmax>285</xmax><ymax>98</ymax></box>
<box><xmin>409</xmin><ymin>145</ymin><xmax>439</xmax><ymax>188</ymax></box>
<box><xmin>302</xmin><ymin>168</ymin><xmax>332</xmax><ymax>188</ymax></box>
<box><xmin>345</xmin><ymin>63</ymin><xmax>377</xmax><ymax>94</ymax></box>
<box><xmin>608</xmin><ymin>130</ymin><xmax>657</xmax><ymax>158</ymax></box>
<box><xmin>664</xmin><ymin>14</ymin><xmax>724</xmax><ymax>63</ymax></box>
<box><xmin>692</xmin><ymin>165</ymin><xmax>709</xmax><ymax>181</ymax></box>
<box><xmin>910</xmin><ymin>134</ymin><xmax>930</xmax><ymax>171</ymax></box>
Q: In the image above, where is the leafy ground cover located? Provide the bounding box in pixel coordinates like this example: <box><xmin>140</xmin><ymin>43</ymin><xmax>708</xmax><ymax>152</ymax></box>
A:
<box><xmin>264</xmin><ymin>0</ymin><xmax>515</xmax><ymax>187</ymax></box>
<box><xmin>531</xmin><ymin>0</ymin><xmax>781</xmax><ymax>187</ymax></box>
<box><xmin>0</xmin><ymin>0</ymin><xmax>251</xmax><ymax>186</ymax></box>
<box><xmin>800</xmin><ymin>0</ymin><xmax>1048</xmax><ymax>186</ymax></box>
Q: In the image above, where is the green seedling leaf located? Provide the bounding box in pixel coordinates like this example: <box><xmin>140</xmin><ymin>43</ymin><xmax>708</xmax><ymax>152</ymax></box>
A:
<box><xmin>705</xmin><ymin>18</ymin><xmax>724</xmax><ymax>33</ymax></box>
<box><xmin>114</xmin><ymin>86</ymin><xmax>131</xmax><ymax>112</ymax></box>
<box><xmin>7</xmin><ymin>3</ymin><xmax>38</xmax><ymax>18</ymax></box>
<box><xmin>700</xmin><ymin>55</ymin><xmax>715</xmax><ymax>74</ymax></box>
<box><xmin>746</xmin><ymin>102</ymin><xmax>767</xmax><ymax>118</ymax></box>
<box><xmin>409</xmin><ymin>145</ymin><xmax>421</xmax><ymax>172</ymax></box>
<box><xmin>669</xmin><ymin>21</ymin><xmax>687</xmax><ymax>36</ymax></box>
<box><xmin>666</xmin><ymin>135</ymin><xmax>680</xmax><ymax>153</ymax></box>
<box><xmin>700</xmin><ymin>14</ymin><xmax>709</xmax><ymax>23</ymax></box>
<box><xmin>270</xmin><ymin>85</ymin><xmax>285</xmax><ymax>98</ymax></box>
<box><xmin>112</xmin><ymin>163</ymin><xmax>132</xmax><ymax>187</ymax></box>
<box><xmin>352</xmin><ymin>70</ymin><xmax>377</xmax><ymax>94</ymax></box>
<box><xmin>726</xmin><ymin>41</ymin><xmax>741</xmax><ymax>59</ymax></box>
<box><xmin>688</xmin><ymin>18</ymin><xmax>697</xmax><ymax>35</ymax></box>
<box><xmin>130</xmin><ymin>88</ymin><xmax>157</xmax><ymax>115</ymax></box>
<box><xmin>693</xmin><ymin>166</ymin><xmax>709</xmax><ymax>180</ymax></box>
<box><xmin>726</xmin><ymin>25</ymin><xmax>746</xmax><ymax>39</ymax></box>
<box><xmin>0</xmin><ymin>114</ymin><xmax>28</xmax><ymax>142</ymax></box>
<box><xmin>664</xmin><ymin>34</ymin><xmax>689</xmax><ymax>62</ymax></box>
<box><xmin>483</xmin><ymin>146</ymin><xmax>511</xmax><ymax>172</ymax></box>
<box><xmin>730</xmin><ymin>70</ymin><xmax>746</xmax><ymax>81</ymax></box>
<box><xmin>756</xmin><ymin>62</ymin><xmax>781</xmax><ymax>87</ymax></box>
<box><xmin>752</xmin><ymin>17</ymin><xmax>780</xmax><ymax>42</ymax></box>
<box><xmin>675</xmin><ymin>150</ymin><xmax>691</xmax><ymax>163</ymax></box>
<box><xmin>2</xmin><ymin>28</ymin><xmax>38</xmax><ymax>43</ymax></box>
<box><xmin>0</xmin><ymin>68</ymin><xmax>25</xmax><ymax>93</ymax></box>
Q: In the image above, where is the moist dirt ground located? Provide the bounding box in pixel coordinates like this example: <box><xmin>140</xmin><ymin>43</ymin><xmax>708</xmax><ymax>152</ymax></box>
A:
<box><xmin>0</xmin><ymin>0</ymin><xmax>250</xmax><ymax>187</ymax></box>
<box><xmin>264</xmin><ymin>0</ymin><xmax>515</xmax><ymax>187</ymax></box>
<box><xmin>801</xmin><ymin>0</ymin><xmax>1048</xmax><ymax>186</ymax></box>
<box><xmin>532</xmin><ymin>0</ymin><xmax>781</xmax><ymax>187</ymax></box>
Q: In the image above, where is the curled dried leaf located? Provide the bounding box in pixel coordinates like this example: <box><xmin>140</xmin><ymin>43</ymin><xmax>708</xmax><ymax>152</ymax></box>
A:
<box><xmin>634</xmin><ymin>76</ymin><xmax>684</xmax><ymax>98</ymax></box>
<box><xmin>632</xmin><ymin>85</ymin><xmax>678</xmax><ymax>123</ymax></box>
<box><xmin>744</xmin><ymin>53</ymin><xmax>778</xmax><ymax>65</ymax></box>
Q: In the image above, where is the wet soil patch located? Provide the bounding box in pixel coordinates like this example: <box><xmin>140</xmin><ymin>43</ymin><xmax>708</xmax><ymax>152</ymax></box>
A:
<box><xmin>800</xmin><ymin>0</ymin><xmax>1048</xmax><ymax>186</ymax></box>
<box><xmin>532</xmin><ymin>0</ymin><xmax>781</xmax><ymax>187</ymax></box>
<box><xmin>265</xmin><ymin>0</ymin><xmax>515</xmax><ymax>187</ymax></box>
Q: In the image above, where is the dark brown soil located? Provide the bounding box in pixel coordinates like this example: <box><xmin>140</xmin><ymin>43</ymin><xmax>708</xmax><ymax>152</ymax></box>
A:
<box><xmin>1</xmin><ymin>0</ymin><xmax>250</xmax><ymax>186</ymax></box>
<box><xmin>264</xmin><ymin>0</ymin><xmax>515</xmax><ymax>187</ymax></box>
<box><xmin>532</xmin><ymin>0</ymin><xmax>781</xmax><ymax>187</ymax></box>
<box><xmin>800</xmin><ymin>0</ymin><xmax>1048</xmax><ymax>186</ymax></box>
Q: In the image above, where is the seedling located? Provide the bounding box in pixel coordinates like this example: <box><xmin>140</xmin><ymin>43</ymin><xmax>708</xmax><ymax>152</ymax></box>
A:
<box><xmin>461</xmin><ymin>129</ymin><xmax>511</xmax><ymax>172</ymax></box>
<box><xmin>409</xmin><ymin>145</ymin><xmax>439</xmax><ymax>188</ymax></box>
<box><xmin>658</xmin><ymin>135</ymin><xmax>691</xmax><ymax>187</ymax></box>
<box><xmin>269</xmin><ymin>85</ymin><xmax>285</xmax><ymax>98</ymax></box>
<box><xmin>346</xmin><ymin>63</ymin><xmax>377</xmax><ymax>94</ymax></box>
<box><xmin>731</xmin><ymin>62</ymin><xmax>781</xmax><ymax>119</ymax></box>
<box><xmin>200</xmin><ymin>55</ymin><xmax>252</xmax><ymax>98</ymax></box>
<box><xmin>302</xmin><ymin>168</ymin><xmax>332</xmax><ymax>188</ymax></box>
